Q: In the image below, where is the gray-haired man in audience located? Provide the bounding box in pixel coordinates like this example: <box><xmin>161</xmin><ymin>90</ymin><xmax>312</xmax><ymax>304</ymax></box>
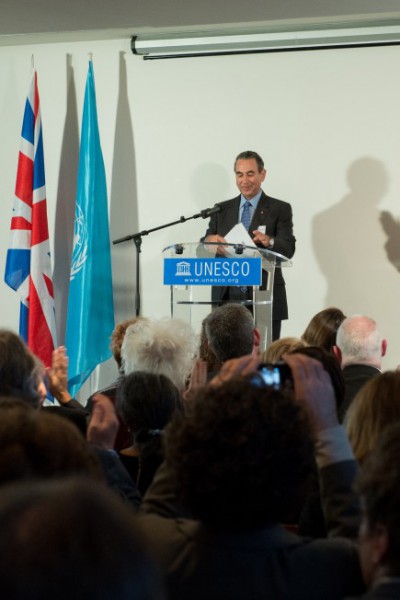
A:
<box><xmin>333</xmin><ymin>315</ymin><xmax>387</xmax><ymax>421</ymax></box>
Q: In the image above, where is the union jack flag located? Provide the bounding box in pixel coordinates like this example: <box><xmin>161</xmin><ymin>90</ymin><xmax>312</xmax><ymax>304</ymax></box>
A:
<box><xmin>4</xmin><ymin>70</ymin><xmax>56</xmax><ymax>367</ymax></box>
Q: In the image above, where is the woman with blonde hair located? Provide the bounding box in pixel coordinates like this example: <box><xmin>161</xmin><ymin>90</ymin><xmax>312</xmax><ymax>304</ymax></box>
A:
<box><xmin>261</xmin><ymin>337</ymin><xmax>307</xmax><ymax>364</ymax></box>
<box><xmin>344</xmin><ymin>370</ymin><xmax>400</xmax><ymax>464</ymax></box>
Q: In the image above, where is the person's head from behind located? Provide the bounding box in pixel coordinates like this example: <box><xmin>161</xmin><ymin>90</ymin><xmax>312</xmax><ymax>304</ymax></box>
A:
<box><xmin>345</xmin><ymin>371</ymin><xmax>400</xmax><ymax>465</ymax></box>
<box><xmin>356</xmin><ymin>422</ymin><xmax>400</xmax><ymax>587</ymax></box>
<box><xmin>334</xmin><ymin>315</ymin><xmax>387</xmax><ymax>368</ymax></box>
<box><xmin>261</xmin><ymin>336</ymin><xmax>307</xmax><ymax>363</ymax></box>
<box><xmin>116</xmin><ymin>371</ymin><xmax>182</xmax><ymax>444</ymax></box>
<box><xmin>111</xmin><ymin>317</ymin><xmax>145</xmax><ymax>373</ymax></box>
<box><xmin>301</xmin><ymin>307</ymin><xmax>346</xmax><ymax>353</ymax></box>
<box><xmin>0</xmin><ymin>399</ymin><xmax>101</xmax><ymax>485</ymax></box>
<box><xmin>290</xmin><ymin>345</ymin><xmax>345</xmax><ymax>414</ymax></box>
<box><xmin>234</xmin><ymin>150</ymin><xmax>266</xmax><ymax>200</ymax></box>
<box><xmin>204</xmin><ymin>303</ymin><xmax>259</xmax><ymax>364</ymax></box>
<box><xmin>165</xmin><ymin>378</ymin><xmax>314</xmax><ymax>530</ymax></box>
<box><xmin>121</xmin><ymin>318</ymin><xmax>197</xmax><ymax>392</ymax></box>
<box><xmin>0</xmin><ymin>329</ymin><xmax>44</xmax><ymax>408</ymax></box>
<box><xmin>0</xmin><ymin>477</ymin><xmax>164</xmax><ymax>600</ymax></box>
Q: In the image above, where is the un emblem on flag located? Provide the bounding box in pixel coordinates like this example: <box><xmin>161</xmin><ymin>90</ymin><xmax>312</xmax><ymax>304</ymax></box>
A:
<box><xmin>70</xmin><ymin>205</ymin><xmax>88</xmax><ymax>281</ymax></box>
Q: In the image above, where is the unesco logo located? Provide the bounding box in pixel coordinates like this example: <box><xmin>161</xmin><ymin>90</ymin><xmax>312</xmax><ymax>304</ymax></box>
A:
<box><xmin>175</xmin><ymin>261</ymin><xmax>191</xmax><ymax>276</ymax></box>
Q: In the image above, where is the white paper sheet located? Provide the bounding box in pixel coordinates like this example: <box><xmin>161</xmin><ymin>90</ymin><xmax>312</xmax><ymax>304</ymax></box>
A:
<box><xmin>224</xmin><ymin>223</ymin><xmax>260</xmax><ymax>257</ymax></box>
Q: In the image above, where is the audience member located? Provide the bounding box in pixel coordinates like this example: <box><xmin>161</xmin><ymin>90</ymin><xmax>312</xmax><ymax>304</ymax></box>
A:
<box><xmin>350</xmin><ymin>422</ymin><xmax>400</xmax><ymax>598</ymax></box>
<box><xmin>139</xmin><ymin>354</ymin><xmax>364</xmax><ymax>600</ymax></box>
<box><xmin>87</xmin><ymin>318</ymin><xmax>144</xmax><ymax>450</ymax></box>
<box><xmin>86</xmin><ymin>394</ymin><xmax>142</xmax><ymax>507</ymax></box>
<box><xmin>344</xmin><ymin>371</ymin><xmax>400</xmax><ymax>465</ymax></box>
<box><xmin>333</xmin><ymin>315</ymin><xmax>387</xmax><ymax>421</ymax></box>
<box><xmin>121</xmin><ymin>317</ymin><xmax>197</xmax><ymax>392</ymax></box>
<box><xmin>116</xmin><ymin>372</ymin><xmax>183</xmax><ymax>495</ymax></box>
<box><xmin>203</xmin><ymin>303</ymin><xmax>260</xmax><ymax>369</ymax></box>
<box><xmin>302</xmin><ymin>307</ymin><xmax>346</xmax><ymax>353</ymax></box>
<box><xmin>289</xmin><ymin>345</ymin><xmax>346</xmax><ymax>537</ymax></box>
<box><xmin>0</xmin><ymin>393</ymin><xmax>141</xmax><ymax>508</ymax></box>
<box><xmin>261</xmin><ymin>336</ymin><xmax>307</xmax><ymax>363</ymax></box>
<box><xmin>0</xmin><ymin>478</ymin><xmax>164</xmax><ymax>600</ymax></box>
<box><xmin>0</xmin><ymin>398</ymin><xmax>102</xmax><ymax>484</ymax></box>
<box><xmin>0</xmin><ymin>331</ymin><xmax>86</xmax><ymax>411</ymax></box>
<box><xmin>112</xmin><ymin>318</ymin><xmax>144</xmax><ymax>372</ymax></box>
<box><xmin>292</xmin><ymin>345</ymin><xmax>345</xmax><ymax>413</ymax></box>
<box><xmin>0</xmin><ymin>329</ymin><xmax>44</xmax><ymax>408</ymax></box>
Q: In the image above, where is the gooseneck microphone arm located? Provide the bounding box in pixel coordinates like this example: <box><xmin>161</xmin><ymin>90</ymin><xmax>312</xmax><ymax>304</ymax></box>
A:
<box><xmin>112</xmin><ymin>204</ymin><xmax>222</xmax><ymax>316</ymax></box>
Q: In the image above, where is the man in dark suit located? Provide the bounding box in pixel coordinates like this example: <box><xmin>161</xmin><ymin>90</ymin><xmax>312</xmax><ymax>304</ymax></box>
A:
<box><xmin>203</xmin><ymin>150</ymin><xmax>296</xmax><ymax>340</ymax></box>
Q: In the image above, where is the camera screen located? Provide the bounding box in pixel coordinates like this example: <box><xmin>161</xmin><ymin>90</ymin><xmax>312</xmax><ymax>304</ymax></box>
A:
<box><xmin>257</xmin><ymin>362</ymin><xmax>292</xmax><ymax>389</ymax></box>
<box><xmin>258</xmin><ymin>365</ymin><xmax>282</xmax><ymax>388</ymax></box>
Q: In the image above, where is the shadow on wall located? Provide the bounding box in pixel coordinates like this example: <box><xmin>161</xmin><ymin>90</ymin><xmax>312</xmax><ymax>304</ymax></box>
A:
<box><xmin>312</xmin><ymin>156</ymin><xmax>399</xmax><ymax>318</ymax></box>
<box><xmin>110</xmin><ymin>51</ymin><xmax>138</xmax><ymax>322</ymax></box>
<box><xmin>380</xmin><ymin>209</ymin><xmax>400</xmax><ymax>273</ymax></box>
<box><xmin>53</xmin><ymin>54</ymin><xmax>79</xmax><ymax>345</ymax></box>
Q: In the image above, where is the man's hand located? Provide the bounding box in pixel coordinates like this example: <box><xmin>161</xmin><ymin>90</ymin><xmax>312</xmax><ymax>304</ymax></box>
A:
<box><xmin>208</xmin><ymin>352</ymin><xmax>339</xmax><ymax>433</ymax></box>
<box><xmin>183</xmin><ymin>358</ymin><xmax>208</xmax><ymax>406</ymax></box>
<box><xmin>210</xmin><ymin>354</ymin><xmax>261</xmax><ymax>387</ymax></box>
<box><xmin>46</xmin><ymin>346</ymin><xmax>72</xmax><ymax>405</ymax></box>
<box><xmin>204</xmin><ymin>234</ymin><xmax>229</xmax><ymax>256</ymax></box>
<box><xmin>87</xmin><ymin>394</ymin><xmax>119</xmax><ymax>449</ymax></box>
<box><xmin>252</xmin><ymin>230</ymin><xmax>273</xmax><ymax>247</ymax></box>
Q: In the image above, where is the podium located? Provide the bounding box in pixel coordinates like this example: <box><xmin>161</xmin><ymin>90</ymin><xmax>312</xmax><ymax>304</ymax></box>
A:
<box><xmin>162</xmin><ymin>241</ymin><xmax>292</xmax><ymax>350</ymax></box>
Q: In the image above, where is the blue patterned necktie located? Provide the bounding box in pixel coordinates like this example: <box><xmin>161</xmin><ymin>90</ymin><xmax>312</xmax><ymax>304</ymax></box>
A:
<box><xmin>240</xmin><ymin>201</ymin><xmax>252</xmax><ymax>294</ymax></box>
<box><xmin>241</xmin><ymin>201</ymin><xmax>252</xmax><ymax>231</ymax></box>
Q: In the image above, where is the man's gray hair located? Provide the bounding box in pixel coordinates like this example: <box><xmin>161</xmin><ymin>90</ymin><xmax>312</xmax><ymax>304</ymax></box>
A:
<box><xmin>204</xmin><ymin>303</ymin><xmax>255</xmax><ymax>363</ymax></box>
<box><xmin>234</xmin><ymin>150</ymin><xmax>264</xmax><ymax>173</ymax></box>
<box><xmin>121</xmin><ymin>317</ymin><xmax>197</xmax><ymax>391</ymax></box>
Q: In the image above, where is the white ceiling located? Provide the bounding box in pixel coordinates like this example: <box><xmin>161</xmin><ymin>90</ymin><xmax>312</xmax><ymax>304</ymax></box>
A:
<box><xmin>1</xmin><ymin>0</ymin><xmax>400</xmax><ymax>46</ymax></box>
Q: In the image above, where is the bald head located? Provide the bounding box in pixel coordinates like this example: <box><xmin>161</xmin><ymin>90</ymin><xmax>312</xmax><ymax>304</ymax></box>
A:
<box><xmin>335</xmin><ymin>315</ymin><xmax>386</xmax><ymax>368</ymax></box>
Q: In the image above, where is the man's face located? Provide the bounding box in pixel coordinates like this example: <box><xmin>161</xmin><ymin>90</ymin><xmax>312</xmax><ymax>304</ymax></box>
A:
<box><xmin>235</xmin><ymin>158</ymin><xmax>266</xmax><ymax>200</ymax></box>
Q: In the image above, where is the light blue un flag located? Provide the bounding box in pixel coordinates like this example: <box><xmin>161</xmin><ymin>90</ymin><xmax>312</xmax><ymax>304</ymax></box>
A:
<box><xmin>66</xmin><ymin>61</ymin><xmax>115</xmax><ymax>397</ymax></box>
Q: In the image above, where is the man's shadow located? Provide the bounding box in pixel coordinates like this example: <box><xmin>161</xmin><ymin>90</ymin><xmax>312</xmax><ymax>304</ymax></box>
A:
<box><xmin>312</xmin><ymin>157</ymin><xmax>397</xmax><ymax>317</ymax></box>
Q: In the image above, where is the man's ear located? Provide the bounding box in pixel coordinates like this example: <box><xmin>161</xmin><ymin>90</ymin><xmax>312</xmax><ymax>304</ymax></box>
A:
<box><xmin>381</xmin><ymin>339</ymin><xmax>387</xmax><ymax>358</ymax></box>
<box><xmin>252</xmin><ymin>328</ymin><xmax>261</xmax><ymax>355</ymax></box>
<box><xmin>333</xmin><ymin>345</ymin><xmax>342</xmax><ymax>363</ymax></box>
<box><xmin>370</xmin><ymin>523</ymin><xmax>389</xmax><ymax>566</ymax></box>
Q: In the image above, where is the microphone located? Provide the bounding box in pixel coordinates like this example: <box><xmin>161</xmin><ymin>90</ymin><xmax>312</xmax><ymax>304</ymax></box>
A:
<box><xmin>200</xmin><ymin>204</ymin><xmax>222</xmax><ymax>219</ymax></box>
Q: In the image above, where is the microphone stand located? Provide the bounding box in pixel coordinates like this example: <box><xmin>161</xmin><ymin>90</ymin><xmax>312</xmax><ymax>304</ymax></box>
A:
<box><xmin>113</xmin><ymin>206</ymin><xmax>219</xmax><ymax>317</ymax></box>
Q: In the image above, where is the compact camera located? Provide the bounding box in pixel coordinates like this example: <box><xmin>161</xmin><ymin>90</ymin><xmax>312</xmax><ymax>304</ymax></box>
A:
<box><xmin>257</xmin><ymin>361</ymin><xmax>292</xmax><ymax>389</ymax></box>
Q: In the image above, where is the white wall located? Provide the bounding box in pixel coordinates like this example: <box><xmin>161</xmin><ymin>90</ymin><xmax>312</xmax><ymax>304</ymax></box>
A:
<box><xmin>1</xmin><ymin>38</ymin><xmax>400</xmax><ymax>391</ymax></box>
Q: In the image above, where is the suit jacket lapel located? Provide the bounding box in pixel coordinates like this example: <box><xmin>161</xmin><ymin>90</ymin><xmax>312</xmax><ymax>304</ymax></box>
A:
<box><xmin>251</xmin><ymin>191</ymin><xmax>270</xmax><ymax>231</ymax></box>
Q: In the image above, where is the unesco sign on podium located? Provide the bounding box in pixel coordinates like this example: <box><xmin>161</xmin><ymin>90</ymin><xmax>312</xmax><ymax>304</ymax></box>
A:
<box><xmin>164</xmin><ymin>257</ymin><xmax>262</xmax><ymax>287</ymax></box>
